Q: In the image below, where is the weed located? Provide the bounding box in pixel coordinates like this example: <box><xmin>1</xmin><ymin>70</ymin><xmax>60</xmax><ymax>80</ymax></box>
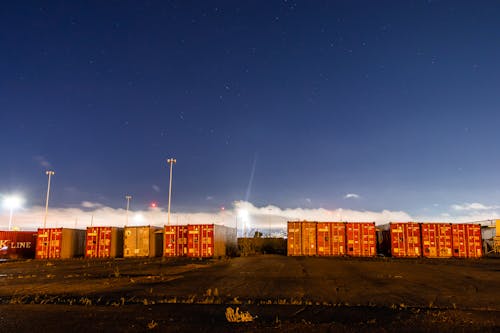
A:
<box><xmin>225</xmin><ymin>307</ymin><xmax>255</xmax><ymax>322</ymax></box>
<box><xmin>147</xmin><ymin>320</ymin><xmax>158</xmax><ymax>329</ymax></box>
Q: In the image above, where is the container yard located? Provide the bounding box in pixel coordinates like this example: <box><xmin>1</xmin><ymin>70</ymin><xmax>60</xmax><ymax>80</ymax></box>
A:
<box><xmin>0</xmin><ymin>231</ymin><xmax>37</xmax><ymax>259</ymax></box>
<box><xmin>35</xmin><ymin>228</ymin><xmax>86</xmax><ymax>259</ymax></box>
<box><xmin>123</xmin><ymin>226</ymin><xmax>163</xmax><ymax>258</ymax></box>
<box><xmin>85</xmin><ymin>226</ymin><xmax>124</xmax><ymax>258</ymax></box>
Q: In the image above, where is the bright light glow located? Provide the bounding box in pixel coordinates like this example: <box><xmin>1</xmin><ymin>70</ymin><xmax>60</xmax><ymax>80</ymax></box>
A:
<box><xmin>3</xmin><ymin>195</ymin><xmax>24</xmax><ymax>210</ymax></box>
<box><xmin>133</xmin><ymin>213</ymin><xmax>144</xmax><ymax>223</ymax></box>
<box><xmin>150</xmin><ymin>202</ymin><xmax>157</xmax><ymax>208</ymax></box>
<box><xmin>238</xmin><ymin>209</ymin><xmax>249</xmax><ymax>221</ymax></box>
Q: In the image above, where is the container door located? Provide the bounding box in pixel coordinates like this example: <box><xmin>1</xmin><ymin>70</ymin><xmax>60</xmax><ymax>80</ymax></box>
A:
<box><xmin>164</xmin><ymin>226</ymin><xmax>176</xmax><ymax>257</ymax></box>
<box><xmin>332</xmin><ymin>223</ymin><xmax>345</xmax><ymax>256</ymax></box>
<box><xmin>99</xmin><ymin>227</ymin><xmax>111</xmax><ymax>258</ymax></box>
<box><xmin>287</xmin><ymin>222</ymin><xmax>301</xmax><ymax>256</ymax></box>
<box><xmin>86</xmin><ymin>227</ymin><xmax>98</xmax><ymax>258</ymax></box>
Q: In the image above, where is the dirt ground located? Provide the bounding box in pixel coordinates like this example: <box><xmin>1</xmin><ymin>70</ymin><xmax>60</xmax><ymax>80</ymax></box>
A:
<box><xmin>0</xmin><ymin>255</ymin><xmax>499</xmax><ymax>332</ymax></box>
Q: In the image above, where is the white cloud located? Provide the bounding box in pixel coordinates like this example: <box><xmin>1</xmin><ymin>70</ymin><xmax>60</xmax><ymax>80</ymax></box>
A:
<box><xmin>206</xmin><ymin>196</ymin><xmax>214</xmax><ymax>201</ymax></box>
<box><xmin>81</xmin><ymin>201</ymin><xmax>103</xmax><ymax>209</ymax></box>
<box><xmin>2</xmin><ymin>201</ymin><xmax>497</xmax><ymax>232</ymax></box>
<box><xmin>152</xmin><ymin>185</ymin><xmax>160</xmax><ymax>192</ymax></box>
<box><xmin>344</xmin><ymin>193</ymin><xmax>360</xmax><ymax>199</ymax></box>
<box><xmin>450</xmin><ymin>202</ymin><xmax>498</xmax><ymax>211</ymax></box>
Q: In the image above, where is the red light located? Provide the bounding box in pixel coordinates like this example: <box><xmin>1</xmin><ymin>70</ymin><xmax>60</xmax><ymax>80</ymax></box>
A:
<box><xmin>150</xmin><ymin>202</ymin><xmax>157</xmax><ymax>208</ymax></box>
<box><xmin>220</xmin><ymin>206</ymin><xmax>225</xmax><ymax>211</ymax></box>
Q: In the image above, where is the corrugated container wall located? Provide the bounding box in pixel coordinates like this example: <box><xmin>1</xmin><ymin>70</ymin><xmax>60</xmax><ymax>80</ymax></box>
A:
<box><xmin>124</xmin><ymin>226</ymin><xmax>163</xmax><ymax>258</ymax></box>
<box><xmin>164</xmin><ymin>225</ymin><xmax>188</xmax><ymax>257</ymax></box>
<box><xmin>301</xmin><ymin>221</ymin><xmax>317</xmax><ymax>256</ymax></box>
<box><xmin>85</xmin><ymin>227</ymin><xmax>124</xmax><ymax>258</ymax></box>
<box><xmin>287</xmin><ymin>222</ymin><xmax>302</xmax><ymax>256</ymax></box>
<box><xmin>452</xmin><ymin>224</ymin><xmax>482</xmax><ymax>258</ymax></box>
<box><xmin>390</xmin><ymin>222</ymin><xmax>421</xmax><ymax>257</ymax></box>
<box><xmin>187</xmin><ymin>224</ymin><xmax>236</xmax><ymax>258</ymax></box>
<box><xmin>36</xmin><ymin>228</ymin><xmax>86</xmax><ymax>259</ymax></box>
<box><xmin>317</xmin><ymin>222</ymin><xmax>345</xmax><ymax>256</ymax></box>
<box><xmin>0</xmin><ymin>231</ymin><xmax>37</xmax><ymax>259</ymax></box>
<box><xmin>421</xmin><ymin>223</ymin><xmax>452</xmax><ymax>258</ymax></box>
<box><xmin>346</xmin><ymin>222</ymin><xmax>376</xmax><ymax>257</ymax></box>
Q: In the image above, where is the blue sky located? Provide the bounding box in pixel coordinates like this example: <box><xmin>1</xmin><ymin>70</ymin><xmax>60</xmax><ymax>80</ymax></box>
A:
<box><xmin>1</xmin><ymin>1</ymin><xmax>500</xmax><ymax>222</ymax></box>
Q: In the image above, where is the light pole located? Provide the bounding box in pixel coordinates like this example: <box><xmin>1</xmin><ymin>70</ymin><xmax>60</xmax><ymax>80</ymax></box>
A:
<box><xmin>3</xmin><ymin>196</ymin><xmax>23</xmax><ymax>231</ymax></box>
<box><xmin>166</xmin><ymin>158</ymin><xmax>177</xmax><ymax>225</ymax></box>
<box><xmin>44</xmin><ymin>170</ymin><xmax>55</xmax><ymax>228</ymax></box>
<box><xmin>125</xmin><ymin>195</ymin><xmax>132</xmax><ymax>226</ymax></box>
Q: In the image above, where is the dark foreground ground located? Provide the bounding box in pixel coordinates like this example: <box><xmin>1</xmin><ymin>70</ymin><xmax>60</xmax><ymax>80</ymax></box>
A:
<box><xmin>0</xmin><ymin>255</ymin><xmax>499</xmax><ymax>332</ymax></box>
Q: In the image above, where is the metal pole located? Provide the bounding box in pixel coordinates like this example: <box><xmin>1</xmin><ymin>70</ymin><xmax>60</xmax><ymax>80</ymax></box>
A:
<box><xmin>8</xmin><ymin>207</ymin><xmax>13</xmax><ymax>231</ymax></box>
<box><xmin>167</xmin><ymin>158</ymin><xmax>176</xmax><ymax>225</ymax></box>
<box><xmin>44</xmin><ymin>170</ymin><xmax>55</xmax><ymax>228</ymax></box>
<box><xmin>125</xmin><ymin>195</ymin><xmax>132</xmax><ymax>226</ymax></box>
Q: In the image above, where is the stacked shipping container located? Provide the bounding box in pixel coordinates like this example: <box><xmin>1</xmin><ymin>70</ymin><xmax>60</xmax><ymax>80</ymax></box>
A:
<box><xmin>0</xmin><ymin>231</ymin><xmax>37</xmax><ymax>259</ymax></box>
<box><xmin>85</xmin><ymin>227</ymin><xmax>124</xmax><ymax>258</ymax></box>
<box><xmin>36</xmin><ymin>228</ymin><xmax>86</xmax><ymax>259</ymax></box>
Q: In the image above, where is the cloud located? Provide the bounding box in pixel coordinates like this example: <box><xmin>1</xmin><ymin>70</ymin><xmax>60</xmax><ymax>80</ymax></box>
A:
<box><xmin>450</xmin><ymin>202</ymin><xmax>498</xmax><ymax>211</ymax></box>
<box><xmin>2</xmin><ymin>201</ymin><xmax>496</xmax><ymax>232</ymax></box>
<box><xmin>81</xmin><ymin>201</ymin><xmax>103</xmax><ymax>209</ymax></box>
<box><xmin>33</xmin><ymin>155</ymin><xmax>52</xmax><ymax>168</ymax></box>
<box><xmin>152</xmin><ymin>185</ymin><xmax>160</xmax><ymax>192</ymax></box>
<box><xmin>344</xmin><ymin>193</ymin><xmax>360</xmax><ymax>199</ymax></box>
<box><xmin>206</xmin><ymin>196</ymin><xmax>214</xmax><ymax>201</ymax></box>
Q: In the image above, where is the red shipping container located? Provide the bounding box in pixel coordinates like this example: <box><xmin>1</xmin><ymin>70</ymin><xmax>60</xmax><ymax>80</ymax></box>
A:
<box><xmin>317</xmin><ymin>222</ymin><xmax>345</xmax><ymax>256</ymax></box>
<box><xmin>452</xmin><ymin>224</ymin><xmax>482</xmax><ymax>258</ymax></box>
<box><xmin>187</xmin><ymin>224</ymin><xmax>235</xmax><ymax>258</ymax></box>
<box><xmin>164</xmin><ymin>225</ymin><xmax>188</xmax><ymax>257</ymax></box>
<box><xmin>0</xmin><ymin>231</ymin><xmax>37</xmax><ymax>259</ymax></box>
<box><xmin>390</xmin><ymin>222</ymin><xmax>421</xmax><ymax>257</ymax></box>
<box><xmin>287</xmin><ymin>222</ymin><xmax>302</xmax><ymax>256</ymax></box>
<box><xmin>85</xmin><ymin>227</ymin><xmax>123</xmax><ymax>258</ymax></box>
<box><xmin>421</xmin><ymin>223</ymin><xmax>452</xmax><ymax>258</ymax></box>
<box><xmin>346</xmin><ymin>222</ymin><xmax>376</xmax><ymax>257</ymax></box>
<box><xmin>36</xmin><ymin>228</ymin><xmax>86</xmax><ymax>259</ymax></box>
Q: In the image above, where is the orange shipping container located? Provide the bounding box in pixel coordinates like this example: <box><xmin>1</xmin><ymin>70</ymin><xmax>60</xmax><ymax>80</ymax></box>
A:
<box><xmin>301</xmin><ymin>221</ymin><xmax>317</xmax><ymax>256</ymax></box>
<box><xmin>0</xmin><ymin>231</ymin><xmax>37</xmax><ymax>259</ymax></box>
<box><xmin>36</xmin><ymin>228</ymin><xmax>86</xmax><ymax>259</ymax></box>
<box><xmin>390</xmin><ymin>222</ymin><xmax>421</xmax><ymax>257</ymax></box>
<box><xmin>164</xmin><ymin>225</ymin><xmax>188</xmax><ymax>257</ymax></box>
<box><xmin>85</xmin><ymin>227</ymin><xmax>123</xmax><ymax>258</ymax></box>
<box><xmin>317</xmin><ymin>222</ymin><xmax>345</xmax><ymax>256</ymax></box>
<box><xmin>346</xmin><ymin>222</ymin><xmax>376</xmax><ymax>257</ymax></box>
<box><xmin>187</xmin><ymin>224</ymin><xmax>236</xmax><ymax>258</ymax></box>
<box><xmin>421</xmin><ymin>223</ymin><xmax>452</xmax><ymax>258</ymax></box>
<box><xmin>452</xmin><ymin>224</ymin><xmax>482</xmax><ymax>258</ymax></box>
<box><xmin>287</xmin><ymin>222</ymin><xmax>302</xmax><ymax>256</ymax></box>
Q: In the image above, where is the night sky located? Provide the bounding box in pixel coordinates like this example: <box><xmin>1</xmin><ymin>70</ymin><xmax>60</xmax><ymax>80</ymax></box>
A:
<box><xmin>2</xmin><ymin>1</ymin><xmax>500</xmax><ymax>220</ymax></box>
